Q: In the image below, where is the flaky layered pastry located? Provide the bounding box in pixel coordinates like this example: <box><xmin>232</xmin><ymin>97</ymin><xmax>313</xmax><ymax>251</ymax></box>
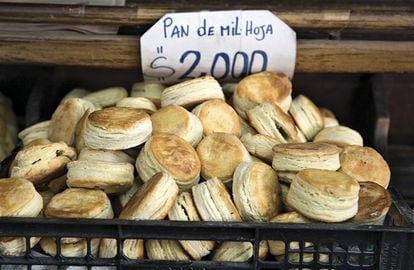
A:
<box><xmin>287</xmin><ymin>169</ymin><xmax>360</xmax><ymax>222</ymax></box>
<box><xmin>83</xmin><ymin>107</ymin><xmax>152</xmax><ymax>150</ymax></box>
<box><xmin>161</xmin><ymin>76</ymin><xmax>225</xmax><ymax>108</ymax></box>
<box><xmin>272</xmin><ymin>142</ymin><xmax>340</xmax><ymax>172</ymax></box>
<box><xmin>136</xmin><ymin>133</ymin><xmax>201</xmax><ymax>190</ymax></box>
<box><xmin>233</xmin><ymin>72</ymin><xmax>292</xmax><ymax>119</ymax></box>
<box><xmin>233</xmin><ymin>162</ymin><xmax>281</xmax><ymax>221</ymax></box>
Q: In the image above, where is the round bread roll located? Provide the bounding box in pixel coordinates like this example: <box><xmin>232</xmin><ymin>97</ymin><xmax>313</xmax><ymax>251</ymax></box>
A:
<box><xmin>10</xmin><ymin>142</ymin><xmax>77</xmax><ymax>185</ymax></box>
<box><xmin>131</xmin><ymin>82</ymin><xmax>165</xmax><ymax>108</ymax></box>
<box><xmin>0</xmin><ymin>178</ymin><xmax>42</xmax><ymax>256</ymax></box>
<box><xmin>44</xmin><ymin>188</ymin><xmax>113</xmax><ymax>248</ymax></box>
<box><xmin>151</xmin><ymin>105</ymin><xmax>203</xmax><ymax>147</ymax></box>
<box><xmin>320</xmin><ymin>107</ymin><xmax>339</xmax><ymax>128</ymax></box>
<box><xmin>100</xmin><ymin>238</ymin><xmax>144</xmax><ymax>260</ymax></box>
<box><xmin>116</xmin><ymin>97</ymin><xmax>157</xmax><ymax>114</ymax></box>
<box><xmin>233</xmin><ymin>72</ymin><xmax>292</xmax><ymax>119</ymax></box>
<box><xmin>100</xmin><ymin>173</ymin><xmax>178</xmax><ymax>260</ymax></box>
<box><xmin>83</xmin><ymin>87</ymin><xmax>128</xmax><ymax>108</ymax></box>
<box><xmin>240</xmin><ymin>133</ymin><xmax>281</xmax><ymax>163</ymax></box>
<box><xmin>83</xmin><ymin>107</ymin><xmax>152</xmax><ymax>150</ymax></box>
<box><xmin>66</xmin><ymin>160</ymin><xmax>134</xmax><ymax>194</ymax></box>
<box><xmin>161</xmin><ymin>75</ymin><xmax>225</xmax><ymax>108</ymax></box>
<box><xmin>48</xmin><ymin>98</ymin><xmax>95</xmax><ymax>146</ymax></box>
<box><xmin>45</xmin><ymin>188</ymin><xmax>113</xmax><ymax>219</ymax></box>
<box><xmin>196</xmin><ymin>133</ymin><xmax>251</xmax><ymax>184</ymax></box>
<box><xmin>287</xmin><ymin>169</ymin><xmax>360</xmax><ymax>222</ymax></box>
<box><xmin>313</xmin><ymin>125</ymin><xmax>363</xmax><ymax>147</ymax></box>
<box><xmin>272</xmin><ymin>142</ymin><xmax>340</xmax><ymax>172</ymax></box>
<box><xmin>268</xmin><ymin>212</ymin><xmax>312</xmax><ymax>256</ymax></box>
<box><xmin>119</xmin><ymin>172</ymin><xmax>179</xmax><ymax>220</ymax></box>
<box><xmin>192</xmin><ymin>99</ymin><xmax>241</xmax><ymax>137</ymax></box>
<box><xmin>0</xmin><ymin>237</ymin><xmax>40</xmax><ymax>256</ymax></box>
<box><xmin>233</xmin><ymin>162</ymin><xmax>281</xmax><ymax>221</ymax></box>
<box><xmin>212</xmin><ymin>241</ymin><xmax>253</xmax><ymax>262</ymax></box>
<box><xmin>192</xmin><ymin>177</ymin><xmax>241</xmax><ymax>222</ymax></box>
<box><xmin>0</xmin><ymin>178</ymin><xmax>43</xmax><ymax>217</ymax></box>
<box><xmin>146</xmin><ymin>239</ymin><xmax>190</xmax><ymax>261</ymax></box>
<box><xmin>247</xmin><ymin>103</ymin><xmax>301</xmax><ymax>143</ymax></box>
<box><xmin>289</xmin><ymin>95</ymin><xmax>324</xmax><ymax>140</ymax></box>
<box><xmin>168</xmin><ymin>192</ymin><xmax>215</xmax><ymax>260</ymax></box>
<box><xmin>40</xmin><ymin>238</ymin><xmax>100</xmax><ymax>257</ymax></box>
<box><xmin>349</xmin><ymin>182</ymin><xmax>391</xmax><ymax>225</ymax></box>
<box><xmin>136</xmin><ymin>133</ymin><xmax>201</xmax><ymax>190</ymax></box>
<box><xmin>340</xmin><ymin>145</ymin><xmax>390</xmax><ymax>188</ymax></box>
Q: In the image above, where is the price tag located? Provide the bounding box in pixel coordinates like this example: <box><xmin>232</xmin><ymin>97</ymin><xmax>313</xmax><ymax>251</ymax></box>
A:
<box><xmin>141</xmin><ymin>10</ymin><xmax>296</xmax><ymax>84</ymax></box>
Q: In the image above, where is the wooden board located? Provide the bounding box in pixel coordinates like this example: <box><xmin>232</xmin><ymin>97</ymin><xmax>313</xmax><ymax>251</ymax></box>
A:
<box><xmin>0</xmin><ymin>3</ymin><xmax>413</xmax><ymax>30</ymax></box>
<box><xmin>0</xmin><ymin>32</ymin><xmax>413</xmax><ymax>72</ymax></box>
<box><xmin>0</xmin><ymin>0</ymin><xmax>125</xmax><ymax>6</ymax></box>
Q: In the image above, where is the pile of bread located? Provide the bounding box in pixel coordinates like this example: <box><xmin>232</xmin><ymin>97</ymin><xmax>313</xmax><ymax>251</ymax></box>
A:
<box><xmin>0</xmin><ymin>93</ymin><xmax>17</xmax><ymax>161</ymax></box>
<box><xmin>0</xmin><ymin>72</ymin><xmax>391</xmax><ymax>263</ymax></box>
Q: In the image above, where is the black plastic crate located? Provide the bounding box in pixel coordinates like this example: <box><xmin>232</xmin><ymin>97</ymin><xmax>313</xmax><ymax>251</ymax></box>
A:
<box><xmin>0</xmin><ymin>186</ymin><xmax>412</xmax><ymax>270</ymax></box>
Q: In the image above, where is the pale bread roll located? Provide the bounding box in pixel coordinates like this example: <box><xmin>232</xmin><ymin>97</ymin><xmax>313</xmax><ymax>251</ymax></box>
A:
<box><xmin>161</xmin><ymin>76</ymin><xmax>225</xmax><ymax>108</ymax></box>
<box><xmin>233</xmin><ymin>71</ymin><xmax>292</xmax><ymax>119</ymax></box>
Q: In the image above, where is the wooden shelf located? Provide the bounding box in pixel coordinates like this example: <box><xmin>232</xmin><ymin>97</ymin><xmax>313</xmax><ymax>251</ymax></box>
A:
<box><xmin>0</xmin><ymin>32</ymin><xmax>413</xmax><ymax>72</ymax></box>
<box><xmin>0</xmin><ymin>2</ymin><xmax>413</xmax><ymax>30</ymax></box>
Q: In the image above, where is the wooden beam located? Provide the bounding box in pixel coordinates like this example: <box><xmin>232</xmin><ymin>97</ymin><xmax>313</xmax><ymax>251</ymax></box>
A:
<box><xmin>0</xmin><ymin>3</ymin><xmax>413</xmax><ymax>30</ymax></box>
<box><xmin>0</xmin><ymin>32</ymin><xmax>413</xmax><ymax>72</ymax></box>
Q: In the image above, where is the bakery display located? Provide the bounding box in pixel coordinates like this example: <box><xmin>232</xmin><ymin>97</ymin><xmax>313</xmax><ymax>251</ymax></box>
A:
<box><xmin>2</xmin><ymin>70</ymin><xmax>396</xmax><ymax>264</ymax></box>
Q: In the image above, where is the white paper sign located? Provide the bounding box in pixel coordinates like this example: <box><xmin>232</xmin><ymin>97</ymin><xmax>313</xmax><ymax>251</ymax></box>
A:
<box><xmin>141</xmin><ymin>10</ymin><xmax>296</xmax><ymax>84</ymax></box>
